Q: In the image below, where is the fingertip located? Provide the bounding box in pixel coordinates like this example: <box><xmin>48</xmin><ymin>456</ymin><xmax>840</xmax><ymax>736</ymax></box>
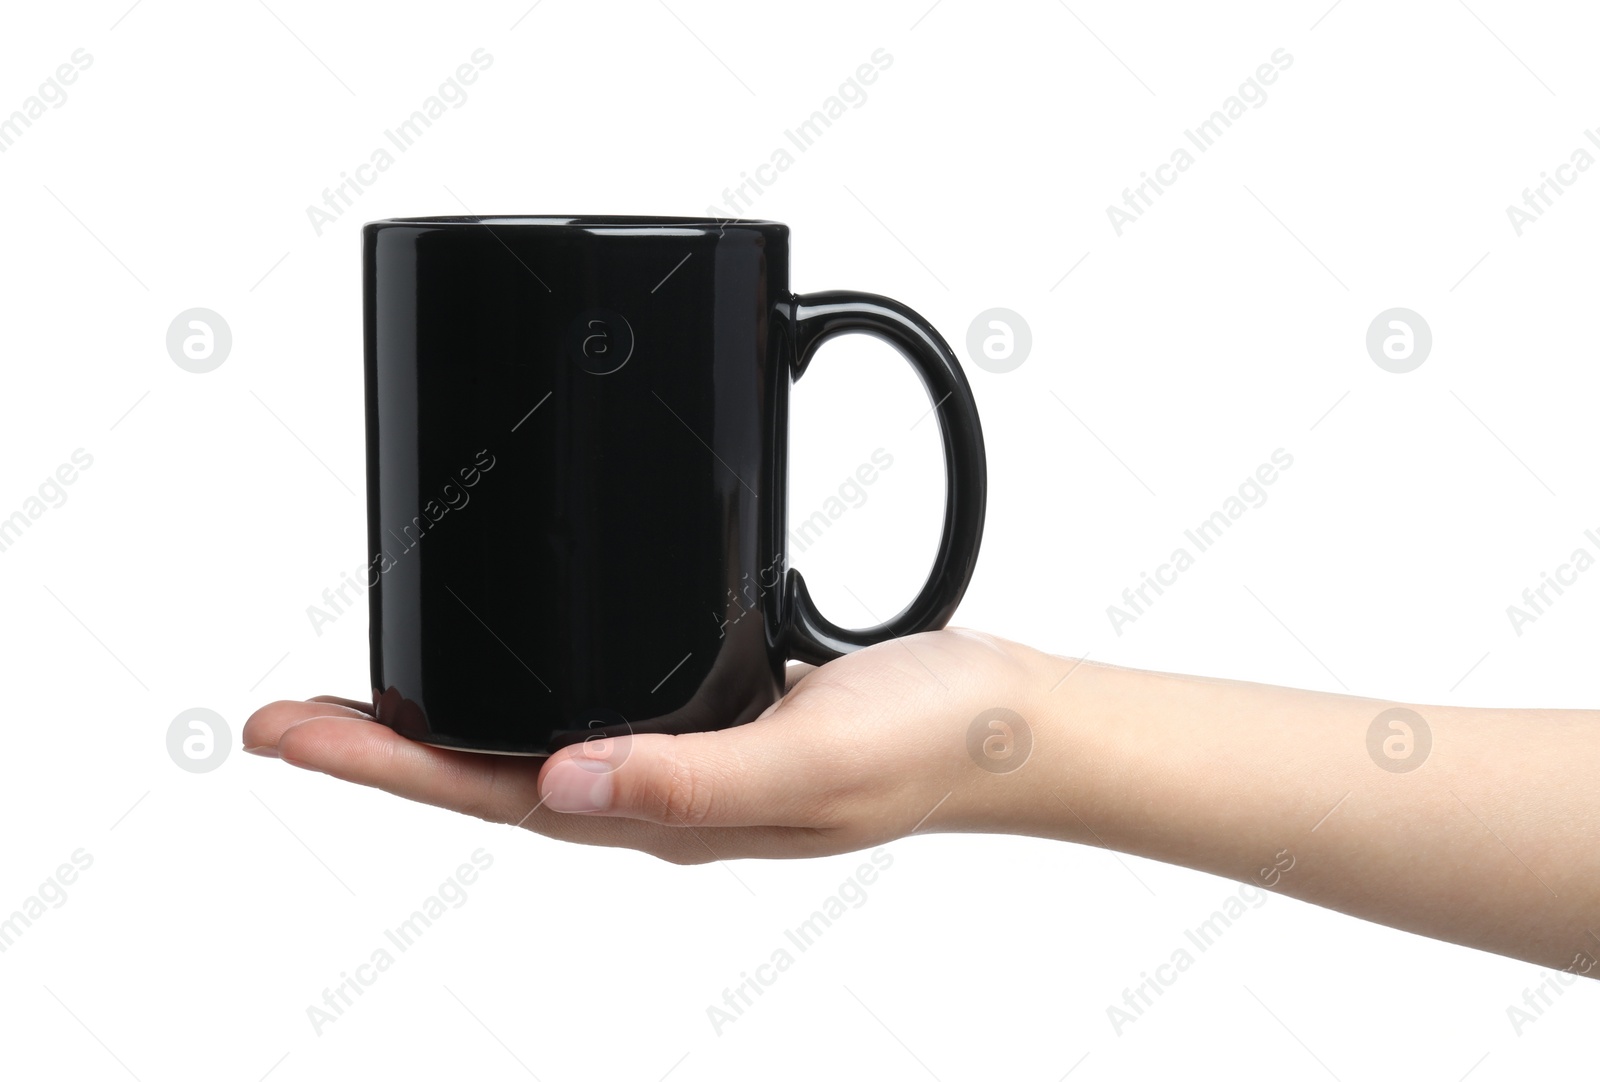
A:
<box><xmin>274</xmin><ymin>717</ymin><xmax>337</xmax><ymax>773</ymax></box>
<box><xmin>243</xmin><ymin>698</ymin><xmax>378</xmax><ymax>750</ymax></box>
<box><xmin>241</xmin><ymin>699</ymin><xmax>311</xmax><ymax>748</ymax></box>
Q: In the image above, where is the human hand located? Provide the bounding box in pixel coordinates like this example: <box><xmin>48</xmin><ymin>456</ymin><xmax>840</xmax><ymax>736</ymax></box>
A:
<box><xmin>242</xmin><ymin>629</ymin><xmax>1056</xmax><ymax>864</ymax></box>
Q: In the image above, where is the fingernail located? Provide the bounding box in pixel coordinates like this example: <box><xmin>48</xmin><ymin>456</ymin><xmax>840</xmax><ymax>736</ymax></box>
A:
<box><xmin>542</xmin><ymin>757</ymin><xmax>615</xmax><ymax>813</ymax></box>
<box><xmin>243</xmin><ymin>745</ymin><xmax>280</xmax><ymax>758</ymax></box>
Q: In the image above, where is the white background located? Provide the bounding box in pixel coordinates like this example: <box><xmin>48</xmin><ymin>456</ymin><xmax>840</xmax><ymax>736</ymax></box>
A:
<box><xmin>1</xmin><ymin>0</ymin><xmax>1596</xmax><ymax>1078</ymax></box>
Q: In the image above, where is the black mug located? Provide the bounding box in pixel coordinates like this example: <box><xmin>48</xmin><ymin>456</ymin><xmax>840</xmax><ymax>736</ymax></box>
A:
<box><xmin>363</xmin><ymin>216</ymin><xmax>986</xmax><ymax>754</ymax></box>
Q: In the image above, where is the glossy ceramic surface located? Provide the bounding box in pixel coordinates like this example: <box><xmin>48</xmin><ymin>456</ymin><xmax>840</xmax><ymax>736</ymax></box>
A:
<box><xmin>363</xmin><ymin>216</ymin><xmax>985</xmax><ymax>754</ymax></box>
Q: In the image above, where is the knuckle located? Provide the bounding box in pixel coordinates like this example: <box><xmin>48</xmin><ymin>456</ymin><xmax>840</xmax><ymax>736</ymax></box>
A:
<box><xmin>658</xmin><ymin>751</ymin><xmax>716</xmax><ymax>827</ymax></box>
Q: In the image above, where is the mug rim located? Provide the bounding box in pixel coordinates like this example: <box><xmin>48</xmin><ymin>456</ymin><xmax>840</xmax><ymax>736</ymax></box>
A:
<box><xmin>365</xmin><ymin>214</ymin><xmax>786</xmax><ymax>231</ymax></box>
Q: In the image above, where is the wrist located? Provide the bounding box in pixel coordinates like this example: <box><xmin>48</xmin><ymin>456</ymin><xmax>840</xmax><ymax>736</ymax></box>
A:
<box><xmin>1006</xmin><ymin>646</ymin><xmax>1126</xmax><ymax>846</ymax></box>
<box><xmin>930</xmin><ymin>637</ymin><xmax>1114</xmax><ymax>843</ymax></box>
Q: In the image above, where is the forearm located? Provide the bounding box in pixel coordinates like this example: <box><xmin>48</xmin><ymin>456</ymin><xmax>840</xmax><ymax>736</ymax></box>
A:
<box><xmin>1007</xmin><ymin>650</ymin><xmax>1600</xmax><ymax>974</ymax></box>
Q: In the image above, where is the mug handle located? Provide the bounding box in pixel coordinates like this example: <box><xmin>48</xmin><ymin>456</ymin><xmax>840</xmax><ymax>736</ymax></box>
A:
<box><xmin>783</xmin><ymin>291</ymin><xmax>988</xmax><ymax>665</ymax></box>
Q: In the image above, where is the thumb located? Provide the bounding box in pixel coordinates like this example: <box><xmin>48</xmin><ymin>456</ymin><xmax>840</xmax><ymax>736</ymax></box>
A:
<box><xmin>536</xmin><ymin>727</ymin><xmax>816</xmax><ymax>828</ymax></box>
